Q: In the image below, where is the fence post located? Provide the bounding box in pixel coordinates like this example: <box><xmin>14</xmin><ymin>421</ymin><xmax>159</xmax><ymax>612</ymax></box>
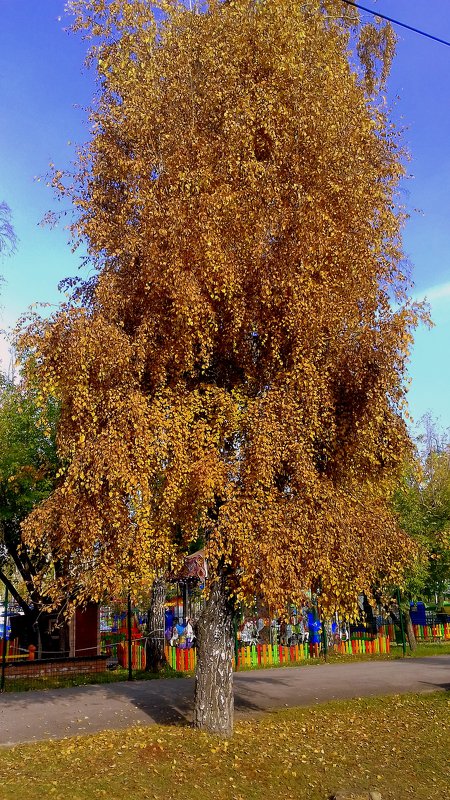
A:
<box><xmin>1</xmin><ymin>585</ymin><xmax>9</xmax><ymax>692</ymax></box>
<box><xmin>233</xmin><ymin>615</ymin><xmax>239</xmax><ymax>672</ymax></box>
<box><xmin>396</xmin><ymin>588</ymin><xmax>407</xmax><ymax>657</ymax></box>
<box><xmin>321</xmin><ymin>619</ymin><xmax>328</xmax><ymax>662</ymax></box>
<box><xmin>127</xmin><ymin>592</ymin><xmax>133</xmax><ymax>681</ymax></box>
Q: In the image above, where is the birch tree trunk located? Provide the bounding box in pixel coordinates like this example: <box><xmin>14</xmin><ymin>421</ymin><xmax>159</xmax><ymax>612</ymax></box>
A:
<box><xmin>193</xmin><ymin>570</ymin><xmax>234</xmax><ymax>737</ymax></box>
<box><xmin>146</xmin><ymin>576</ymin><xmax>167</xmax><ymax>672</ymax></box>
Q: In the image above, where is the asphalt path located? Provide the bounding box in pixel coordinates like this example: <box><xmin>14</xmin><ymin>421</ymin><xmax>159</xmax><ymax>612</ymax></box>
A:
<box><xmin>0</xmin><ymin>656</ymin><xmax>449</xmax><ymax>747</ymax></box>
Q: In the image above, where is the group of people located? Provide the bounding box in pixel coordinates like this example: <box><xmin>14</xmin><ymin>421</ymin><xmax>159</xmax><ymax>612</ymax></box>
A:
<box><xmin>165</xmin><ymin>616</ymin><xmax>195</xmax><ymax>649</ymax></box>
<box><xmin>238</xmin><ymin>609</ymin><xmax>347</xmax><ymax>648</ymax></box>
<box><xmin>163</xmin><ymin>608</ymin><xmax>351</xmax><ymax>651</ymax></box>
<box><xmin>238</xmin><ymin>616</ymin><xmax>314</xmax><ymax>646</ymax></box>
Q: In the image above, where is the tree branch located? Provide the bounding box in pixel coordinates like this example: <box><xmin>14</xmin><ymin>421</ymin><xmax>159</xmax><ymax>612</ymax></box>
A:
<box><xmin>0</xmin><ymin>569</ymin><xmax>31</xmax><ymax>615</ymax></box>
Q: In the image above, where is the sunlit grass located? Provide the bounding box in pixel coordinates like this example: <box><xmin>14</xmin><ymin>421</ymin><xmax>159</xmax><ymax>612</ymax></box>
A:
<box><xmin>0</xmin><ymin>692</ymin><xmax>448</xmax><ymax>800</ymax></box>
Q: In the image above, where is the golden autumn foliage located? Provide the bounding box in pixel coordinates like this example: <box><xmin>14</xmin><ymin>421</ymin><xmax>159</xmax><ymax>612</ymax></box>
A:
<box><xmin>20</xmin><ymin>0</ymin><xmax>419</xmax><ymax>614</ymax></box>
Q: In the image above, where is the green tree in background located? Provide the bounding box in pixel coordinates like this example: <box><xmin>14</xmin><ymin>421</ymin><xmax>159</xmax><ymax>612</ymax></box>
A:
<box><xmin>394</xmin><ymin>418</ymin><xmax>450</xmax><ymax>648</ymax></box>
<box><xmin>0</xmin><ymin>377</ymin><xmax>60</xmax><ymax>651</ymax></box>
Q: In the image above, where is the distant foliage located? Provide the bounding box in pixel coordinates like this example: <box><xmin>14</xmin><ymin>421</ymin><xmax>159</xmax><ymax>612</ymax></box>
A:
<box><xmin>0</xmin><ymin>377</ymin><xmax>59</xmax><ymax>607</ymax></box>
<box><xmin>395</xmin><ymin>418</ymin><xmax>450</xmax><ymax>602</ymax></box>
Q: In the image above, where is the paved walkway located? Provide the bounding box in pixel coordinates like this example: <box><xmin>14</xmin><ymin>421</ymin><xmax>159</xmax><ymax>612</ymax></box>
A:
<box><xmin>0</xmin><ymin>656</ymin><xmax>449</xmax><ymax>746</ymax></box>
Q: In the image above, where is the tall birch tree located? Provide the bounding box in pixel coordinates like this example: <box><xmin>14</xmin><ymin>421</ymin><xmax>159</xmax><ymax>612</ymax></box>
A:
<box><xmin>20</xmin><ymin>0</ymin><xmax>418</xmax><ymax>734</ymax></box>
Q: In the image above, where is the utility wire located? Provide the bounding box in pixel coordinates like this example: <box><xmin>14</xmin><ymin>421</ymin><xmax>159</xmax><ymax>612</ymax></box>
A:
<box><xmin>341</xmin><ymin>0</ymin><xmax>450</xmax><ymax>48</ymax></box>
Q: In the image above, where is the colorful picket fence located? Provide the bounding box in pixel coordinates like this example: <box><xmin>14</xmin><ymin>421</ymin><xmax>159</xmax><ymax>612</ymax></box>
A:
<box><xmin>164</xmin><ymin>634</ymin><xmax>391</xmax><ymax>673</ymax></box>
<box><xmin>378</xmin><ymin>621</ymin><xmax>450</xmax><ymax>642</ymax></box>
<box><xmin>412</xmin><ymin>622</ymin><xmax>450</xmax><ymax>641</ymax></box>
<box><xmin>106</xmin><ymin>619</ymin><xmax>450</xmax><ymax>676</ymax></box>
<box><xmin>376</xmin><ymin>623</ymin><xmax>396</xmax><ymax>641</ymax></box>
<box><xmin>337</xmin><ymin>636</ymin><xmax>390</xmax><ymax>656</ymax></box>
<box><xmin>165</xmin><ymin>644</ymin><xmax>197</xmax><ymax>672</ymax></box>
<box><xmin>0</xmin><ymin>638</ymin><xmax>25</xmax><ymax>661</ymax></box>
<box><xmin>116</xmin><ymin>641</ymin><xmax>147</xmax><ymax>670</ymax></box>
<box><xmin>237</xmin><ymin>642</ymin><xmax>311</xmax><ymax>668</ymax></box>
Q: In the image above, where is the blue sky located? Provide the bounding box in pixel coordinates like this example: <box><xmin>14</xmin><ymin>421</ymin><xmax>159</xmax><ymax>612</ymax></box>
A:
<box><xmin>1</xmin><ymin>0</ymin><xmax>450</xmax><ymax>429</ymax></box>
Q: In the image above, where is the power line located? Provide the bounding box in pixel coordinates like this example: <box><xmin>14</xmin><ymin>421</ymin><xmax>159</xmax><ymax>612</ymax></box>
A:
<box><xmin>341</xmin><ymin>0</ymin><xmax>450</xmax><ymax>49</ymax></box>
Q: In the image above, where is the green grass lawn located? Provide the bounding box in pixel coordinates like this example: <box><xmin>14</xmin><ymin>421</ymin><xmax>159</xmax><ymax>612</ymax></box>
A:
<box><xmin>0</xmin><ymin>692</ymin><xmax>448</xmax><ymax>800</ymax></box>
<box><xmin>393</xmin><ymin>640</ymin><xmax>450</xmax><ymax>657</ymax></box>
